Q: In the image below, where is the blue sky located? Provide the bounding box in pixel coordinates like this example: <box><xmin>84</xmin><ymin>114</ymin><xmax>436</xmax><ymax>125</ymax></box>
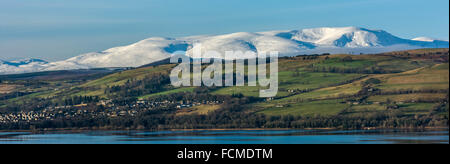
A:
<box><xmin>0</xmin><ymin>0</ymin><xmax>448</xmax><ymax>61</ymax></box>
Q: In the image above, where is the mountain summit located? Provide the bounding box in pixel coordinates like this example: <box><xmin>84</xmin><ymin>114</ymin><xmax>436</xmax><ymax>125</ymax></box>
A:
<box><xmin>1</xmin><ymin>27</ymin><xmax>448</xmax><ymax>75</ymax></box>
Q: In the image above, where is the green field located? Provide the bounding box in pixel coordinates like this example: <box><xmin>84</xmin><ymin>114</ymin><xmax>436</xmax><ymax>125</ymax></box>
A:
<box><xmin>258</xmin><ymin>99</ymin><xmax>349</xmax><ymax>117</ymax></box>
<box><xmin>139</xmin><ymin>87</ymin><xmax>195</xmax><ymax>99</ymax></box>
<box><xmin>1</xmin><ymin>48</ymin><xmax>448</xmax><ymax>126</ymax></box>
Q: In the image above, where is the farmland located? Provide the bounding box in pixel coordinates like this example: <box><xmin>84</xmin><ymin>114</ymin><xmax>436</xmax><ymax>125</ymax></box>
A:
<box><xmin>0</xmin><ymin>48</ymin><xmax>448</xmax><ymax>130</ymax></box>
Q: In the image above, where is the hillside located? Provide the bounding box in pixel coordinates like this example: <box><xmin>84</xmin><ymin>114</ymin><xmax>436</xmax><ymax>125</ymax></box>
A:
<box><xmin>0</xmin><ymin>48</ymin><xmax>448</xmax><ymax>130</ymax></box>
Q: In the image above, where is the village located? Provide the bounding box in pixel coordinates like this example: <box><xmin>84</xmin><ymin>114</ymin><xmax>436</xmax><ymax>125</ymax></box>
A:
<box><xmin>0</xmin><ymin>99</ymin><xmax>222</xmax><ymax>123</ymax></box>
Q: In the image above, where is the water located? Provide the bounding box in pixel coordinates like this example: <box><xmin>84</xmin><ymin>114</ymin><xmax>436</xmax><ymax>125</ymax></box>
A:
<box><xmin>0</xmin><ymin>129</ymin><xmax>448</xmax><ymax>144</ymax></box>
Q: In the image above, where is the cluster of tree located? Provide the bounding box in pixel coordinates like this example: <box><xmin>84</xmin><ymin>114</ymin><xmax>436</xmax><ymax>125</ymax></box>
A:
<box><xmin>1</xmin><ymin>103</ymin><xmax>447</xmax><ymax>130</ymax></box>
<box><xmin>378</xmin><ymin>89</ymin><xmax>449</xmax><ymax>95</ymax></box>
<box><xmin>1</xmin><ymin>87</ymin><xmax>448</xmax><ymax>130</ymax></box>
<box><xmin>0</xmin><ymin>97</ymin><xmax>52</xmax><ymax>113</ymax></box>
<box><xmin>363</xmin><ymin>78</ymin><xmax>381</xmax><ymax>85</ymax></box>
<box><xmin>306</xmin><ymin>65</ymin><xmax>396</xmax><ymax>74</ymax></box>
<box><xmin>104</xmin><ymin>73</ymin><xmax>170</xmax><ymax>97</ymax></box>
<box><xmin>62</xmin><ymin>96</ymin><xmax>100</xmax><ymax>106</ymax></box>
<box><xmin>0</xmin><ymin>91</ymin><xmax>35</xmax><ymax>101</ymax></box>
<box><xmin>341</xmin><ymin>56</ymin><xmax>353</xmax><ymax>62</ymax></box>
<box><xmin>146</xmin><ymin>91</ymin><xmax>260</xmax><ymax>104</ymax></box>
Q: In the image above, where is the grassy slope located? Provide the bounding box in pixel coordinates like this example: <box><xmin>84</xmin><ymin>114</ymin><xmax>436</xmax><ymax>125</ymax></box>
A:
<box><xmin>176</xmin><ymin>104</ymin><xmax>222</xmax><ymax>116</ymax></box>
<box><xmin>259</xmin><ymin>99</ymin><xmax>349</xmax><ymax>116</ymax></box>
<box><xmin>1</xmin><ymin>48</ymin><xmax>448</xmax><ymax>118</ymax></box>
<box><xmin>254</xmin><ymin>49</ymin><xmax>448</xmax><ymax>117</ymax></box>
<box><xmin>53</xmin><ymin>64</ymin><xmax>175</xmax><ymax>98</ymax></box>
<box><xmin>81</xmin><ymin>64</ymin><xmax>174</xmax><ymax>87</ymax></box>
<box><xmin>138</xmin><ymin>87</ymin><xmax>195</xmax><ymax>99</ymax></box>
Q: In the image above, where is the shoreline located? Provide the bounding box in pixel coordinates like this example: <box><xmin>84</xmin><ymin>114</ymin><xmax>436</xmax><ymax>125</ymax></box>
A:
<box><xmin>1</xmin><ymin>126</ymin><xmax>448</xmax><ymax>133</ymax></box>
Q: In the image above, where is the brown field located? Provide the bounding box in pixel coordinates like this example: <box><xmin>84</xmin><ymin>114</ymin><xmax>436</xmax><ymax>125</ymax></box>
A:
<box><xmin>0</xmin><ymin>84</ymin><xmax>17</xmax><ymax>94</ymax></box>
<box><xmin>367</xmin><ymin>93</ymin><xmax>448</xmax><ymax>103</ymax></box>
<box><xmin>176</xmin><ymin>104</ymin><xmax>221</xmax><ymax>116</ymax></box>
<box><xmin>386</xmin><ymin>68</ymin><xmax>448</xmax><ymax>84</ymax></box>
<box><xmin>369</xmin><ymin>63</ymin><xmax>449</xmax><ymax>91</ymax></box>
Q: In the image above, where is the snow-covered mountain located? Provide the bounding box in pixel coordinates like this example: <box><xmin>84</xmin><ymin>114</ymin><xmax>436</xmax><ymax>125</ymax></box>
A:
<box><xmin>1</xmin><ymin>58</ymin><xmax>48</xmax><ymax>66</ymax></box>
<box><xmin>1</xmin><ymin>27</ymin><xmax>448</xmax><ymax>75</ymax></box>
<box><xmin>0</xmin><ymin>58</ymin><xmax>49</xmax><ymax>75</ymax></box>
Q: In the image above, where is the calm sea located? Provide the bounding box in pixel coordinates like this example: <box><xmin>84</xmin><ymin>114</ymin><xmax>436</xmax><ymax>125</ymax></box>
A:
<box><xmin>0</xmin><ymin>129</ymin><xmax>448</xmax><ymax>144</ymax></box>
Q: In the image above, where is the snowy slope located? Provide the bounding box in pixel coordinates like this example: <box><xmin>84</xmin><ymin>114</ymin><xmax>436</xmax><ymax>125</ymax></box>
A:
<box><xmin>412</xmin><ymin>37</ymin><xmax>437</xmax><ymax>42</ymax></box>
<box><xmin>1</xmin><ymin>26</ymin><xmax>448</xmax><ymax>75</ymax></box>
<box><xmin>184</xmin><ymin>32</ymin><xmax>310</xmax><ymax>58</ymax></box>
<box><xmin>0</xmin><ymin>58</ymin><xmax>49</xmax><ymax>75</ymax></box>
<box><xmin>265</xmin><ymin>27</ymin><xmax>444</xmax><ymax>48</ymax></box>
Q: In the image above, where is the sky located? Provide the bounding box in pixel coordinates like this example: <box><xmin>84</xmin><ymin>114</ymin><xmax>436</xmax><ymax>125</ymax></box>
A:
<box><xmin>0</xmin><ymin>0</ymin><xmax>449</xmax><ymax>61</ymax></box>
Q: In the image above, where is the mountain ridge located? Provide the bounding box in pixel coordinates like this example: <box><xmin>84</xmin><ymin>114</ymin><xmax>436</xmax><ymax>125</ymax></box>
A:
<box><xmin>1</xmin><ymin>26</ymin><xmax>448</xmax><ymax>75</ymax></box>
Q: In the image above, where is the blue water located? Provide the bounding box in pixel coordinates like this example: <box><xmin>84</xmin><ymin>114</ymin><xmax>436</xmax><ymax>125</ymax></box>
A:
<box><xmin>0</xmin><ymin>129</ymin><xmax>448</xmax><ymax>144</ymax></box>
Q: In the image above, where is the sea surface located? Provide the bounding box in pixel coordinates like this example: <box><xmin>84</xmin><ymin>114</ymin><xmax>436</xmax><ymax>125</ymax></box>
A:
<box><xmin>0</xmin><ymin>129</ymin><xmax>448</xmax><ymax>144</ymax></box>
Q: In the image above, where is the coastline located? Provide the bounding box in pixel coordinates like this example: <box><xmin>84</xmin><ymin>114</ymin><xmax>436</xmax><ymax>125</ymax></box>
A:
<box><xmin>1</xmin><ymin>126</ymin><xmax>448</xmax><ymax>133</ymax></box>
